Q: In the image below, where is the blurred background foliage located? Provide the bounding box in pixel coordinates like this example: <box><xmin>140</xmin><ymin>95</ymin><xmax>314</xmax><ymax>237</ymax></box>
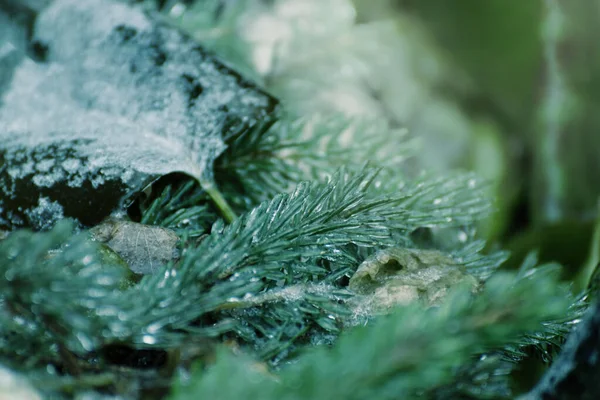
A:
<box><xmin>158</xmin><ymin>0</ymin><xmax>600</xmax><ymax>283</ymax></box>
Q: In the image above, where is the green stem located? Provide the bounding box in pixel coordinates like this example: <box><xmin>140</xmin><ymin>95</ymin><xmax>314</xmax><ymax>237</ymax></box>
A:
<box><xmin>538</xmin><ymin>0</ymin><xmax>568</xmax><ymax>222</ymax></box>
<box><xmin>200</xmin><ymin>179</ymin><xmax>237</xmax><ymax>223</ymax></box>
<box><xmin>574</xmin><ymin>201</ymin><xmax>600</xmax><ymax>293</ymax></box>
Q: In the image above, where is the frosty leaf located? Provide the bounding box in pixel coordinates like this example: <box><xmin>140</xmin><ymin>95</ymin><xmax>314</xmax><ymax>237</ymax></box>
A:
<box><xmin>90</xmin><ymin>219</ymin><xmax>179</xmax><ymax>275</ymax></box>
<box><xmin>0</xmin><ymin>0</ymin><xmax>278</xmax><ymax>230</ymax></box>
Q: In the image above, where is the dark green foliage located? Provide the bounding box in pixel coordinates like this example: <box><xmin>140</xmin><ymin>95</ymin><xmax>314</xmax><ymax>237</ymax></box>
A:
<box><xmin>525</xmin><ymin>294</ymin><xmax>600</xmax><ymax>400</ymax></box>
<box><xmin>138</xmin><ymin>178</ymin><xmax>217</xmax><ymax>238</ymax></box>
<box><xmin>0</xmin><ymin>222</ymin><xmax>127</xmax><ymax>369</ymax></box>
<box><xmin>216</xmin><ymin>114</ymin><xmax>412</xmax><ymax>212</ymax></box>
<box><xmin>171</xmin><ymin>268</ymin><xmax>576</xmax><ymax>400</ymax></box>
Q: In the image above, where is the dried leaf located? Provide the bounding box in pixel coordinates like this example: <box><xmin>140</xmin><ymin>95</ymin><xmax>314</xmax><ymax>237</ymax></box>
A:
<box><xmin>349</xmin><ymin>248</ymin><xmax>479</xmax><ymax>312</ymax></box>
<box><xmin>90</xmin><ymin>219</ymin><xmax>179</xmax><ymax>275</ymax></box>
<box><xmin>0</xmin><ymin>0</ymin><xmax>278</xmax><ymax>230</ymax></box>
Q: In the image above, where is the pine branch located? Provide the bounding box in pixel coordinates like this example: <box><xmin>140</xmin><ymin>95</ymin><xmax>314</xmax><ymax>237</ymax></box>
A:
<box><xmin>171</xmin><ymin>268</ymin><xmax>575</xmax><ymax>400</ymax></box>
<box><xmin>216</xmin><ymin>114</ymin><xmax>414</xmax><ymax>211</ymax></box>
<box><xmin>430</xmin><ymin>256</ymin><xmax>588</xmax><ymax>399</ymax></box>
<box><xmin>0</xmin><ymin>222</ymin><xmax>127</xmax><ymax>368</ymax></box>
<box><xmin>521</xmin><ymin>295</ymin><xmax>600</xmax><ymax>400</ymax></box>
<box><xmin>498</xmin><ymin>255</ymin><xmax>587</xmax><ymax>365</ymax></box>
<box><xmin>179</xmin><ymin>166</ymin><xmax>490</xmax><ymax>283</ymax></box>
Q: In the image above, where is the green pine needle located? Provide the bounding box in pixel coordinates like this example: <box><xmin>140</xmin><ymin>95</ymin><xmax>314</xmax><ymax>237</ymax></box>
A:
<box><xmin>171</xmin><ymin>268</ymin><xmax>575</xmax><ymax>400</ymax></box>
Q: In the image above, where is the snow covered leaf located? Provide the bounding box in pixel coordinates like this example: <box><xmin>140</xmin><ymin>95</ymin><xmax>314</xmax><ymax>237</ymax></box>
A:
<box><xmin>0</xmin><ymin>0</ymin><xmax>278</xmax><ymax>230</ymax></box>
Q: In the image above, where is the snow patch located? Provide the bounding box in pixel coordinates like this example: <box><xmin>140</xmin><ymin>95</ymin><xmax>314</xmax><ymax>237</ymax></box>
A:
<box><xmin>24</xmin><ymin>197</ymin><xmax>65</xmax><ymax>231</ymax></box>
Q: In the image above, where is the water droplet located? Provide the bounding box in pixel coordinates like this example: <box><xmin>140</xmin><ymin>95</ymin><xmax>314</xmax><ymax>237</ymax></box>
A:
<box><xmin>146</xmin><ymin>322</ymin><xmax>162</xmax><ymax>334</ymax></box>
<box><xmin>142</xmin><ymin>335</ymin><xmax>157</xmax><ymax>345</ymax></box>
<box><xmin>457</xmin><ymin>231</ymin><xmax>468</xmax><ymax>243</ymax></box>
<box><xmin>170</xmin><ymin>3</ymin><xmax>187</xmax><ymax>17</ymax></box>
<box><xmin>96</xmin><ymin>306</ymin><xmax>119</xmax><ymax>317</ymax></box>
<box><xmin>76</xmin><ymin>332</ymin><xmax>94</xmax><ymax>351</ymax></box>
<box><xmin>433</xmin><ymin>198</ymin><xmax>442</xmax><ymax>205</ymax></box>
<box><xmin>87</xmin><ymin>288</ymin><xmax>105</xmax><ymax>298</ymax></box>
<box><xmin>164</xmin><ymin>268</ymin><xmax>177</xmax><ymax>279</ymax></box>
<box><xmin>96</xmin><ymin>275</ymin><xmax>113</xmax><ymax>286</ymax></box>
<box><xmin>158</xmin><ymin>299</ymin><xmax>172</xmax><ymax>308</ymax></box>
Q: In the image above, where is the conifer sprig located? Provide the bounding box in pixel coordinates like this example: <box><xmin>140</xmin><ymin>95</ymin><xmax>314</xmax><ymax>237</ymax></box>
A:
<box><xmin>179</xmin><ymin>167</ymin><xmax>490</xmax><ymax>284</ymax></box>
<box><xmin>0</xmin><ymin>223</ymin><xmax>127</xmax><ymax>371</ymax></box>
<box><xmin>432</xmin><ymin>259</ymin><xmax>588</xmax><ymax>399</ymax></box>
<box><xmin>217</xmin><ymin>114</ymin><xmax>413</xmax><ymax>210</ymax></box>
<box><xmin>171</xmin><ymin>269</ymin><xmax>575</xmax><ymax>400</ymax></box>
